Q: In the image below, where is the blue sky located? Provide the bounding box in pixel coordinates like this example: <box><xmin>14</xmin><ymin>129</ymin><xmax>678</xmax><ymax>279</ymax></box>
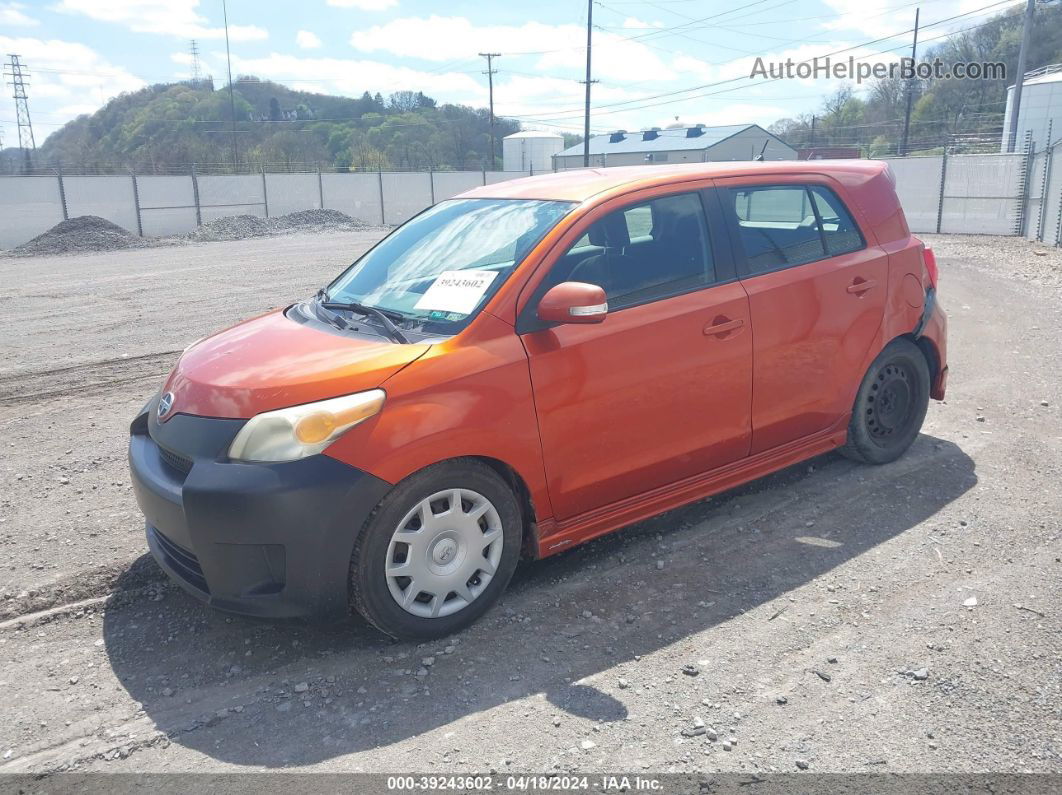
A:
<box><xmin>0</xmin><ymin>0</ymin><xmax>1008</xmax><ymax>149</ymax></box>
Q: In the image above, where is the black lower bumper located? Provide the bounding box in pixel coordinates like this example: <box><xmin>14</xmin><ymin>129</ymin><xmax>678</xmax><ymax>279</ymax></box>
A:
<box><xmin>128</xmin><ymin>400</ymin><xmax>392</xmax><ymax>620</ymax></box>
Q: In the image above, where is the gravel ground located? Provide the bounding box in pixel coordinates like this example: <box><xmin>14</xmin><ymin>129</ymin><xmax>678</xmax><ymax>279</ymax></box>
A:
<box><xmin>0</xmin><ymin>231</ymin><xmax>1059</xmax><ymax>777</ymax></box>
<box><xmin>6</xmin><ymin>210</ymin><xmax>370</xmax><ymax>257</ymax></box>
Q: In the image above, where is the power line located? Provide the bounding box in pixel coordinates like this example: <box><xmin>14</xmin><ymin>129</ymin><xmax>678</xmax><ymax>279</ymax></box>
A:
<box><xmin>507</xmin><ymin>0</ymin><xmax>1019</xmax><ymax>123</ymax></box>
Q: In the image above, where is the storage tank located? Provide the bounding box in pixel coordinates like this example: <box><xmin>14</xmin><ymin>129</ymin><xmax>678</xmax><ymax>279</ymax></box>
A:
<box><xmin>502</xmin><ymin>131</ymin><xmax>564</xmax><ymax>173</ymax></box>
<box><xmin>1001</xmin><ymin>64</ymin><xmax>1062</xmax><ymax>152</ymax></box>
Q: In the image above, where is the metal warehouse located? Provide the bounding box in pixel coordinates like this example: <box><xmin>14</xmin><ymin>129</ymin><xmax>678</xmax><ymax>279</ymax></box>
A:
<box><xmin>553</xmin><ymin>123</ymin><xmax>797</xmax><ymax>169</ymax></box>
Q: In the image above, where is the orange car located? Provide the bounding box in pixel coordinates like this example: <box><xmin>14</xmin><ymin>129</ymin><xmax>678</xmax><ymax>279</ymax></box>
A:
<box><xmin>129</xmin><ymin>161</ymin><xmax>947</xmax><ymax>639</ymax></box>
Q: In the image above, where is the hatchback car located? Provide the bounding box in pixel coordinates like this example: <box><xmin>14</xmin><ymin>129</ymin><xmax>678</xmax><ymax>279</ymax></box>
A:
<box><xmin>129</xmin><ymin>160</ymin><xmax>947</xmax><ymax>639</ymax></box>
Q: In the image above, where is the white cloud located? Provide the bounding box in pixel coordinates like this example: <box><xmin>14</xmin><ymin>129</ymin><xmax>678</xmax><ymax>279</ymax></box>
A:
<box><xmin>296</xmin><ymin>30</ymin><xmax>322</xmax><ymax>49</ymax></box>
<box><xmin>350</xmin><ymin>16</ymin><xmax>675</xmax><ymax>83</ymax></box>
<box><xmin>328</xmin><ymin>0</ymin><xmax>398</xmax><ymax>9</ymax></box>
<box><xmin>0</xmin><ymin>2</ymin><xmax>38</xmax><ymax>26</ymax></box>
<box><xmin>621</xmin><ymin>17</ymin><xmax>663</xmax><ymax>30</ymax></box>
<box><xmin>54</xmin><ymin>0</ymin><xmax>268</xmax><ymax>41</ymax></box>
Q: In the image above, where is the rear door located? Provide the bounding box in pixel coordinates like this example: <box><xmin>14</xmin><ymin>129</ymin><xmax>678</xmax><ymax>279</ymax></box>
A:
<box><xmin>718</xmin><ymin>176</ymin><xmax>887</xmax><ymax>454</ymax></box>
<box><xmin>518</xmin><ymin>186</ymin><xmax>753</xmax><ymax>521</ymax></box>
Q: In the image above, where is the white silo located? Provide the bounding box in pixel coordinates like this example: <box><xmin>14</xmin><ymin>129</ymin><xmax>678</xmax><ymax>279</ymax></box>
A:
<box><xmin>503</xmin><ymin>131</ymin><xmax>564</xmax><ymax>172</ymax></box>
<box><xmin>1001</xmin><ymin>64</ymin><xmax>1062</xmax><ymax>152</ymax></box>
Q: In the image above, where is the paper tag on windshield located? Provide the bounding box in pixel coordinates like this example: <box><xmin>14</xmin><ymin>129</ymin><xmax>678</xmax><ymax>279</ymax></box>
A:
<box><xmin>414</xmin><ymin>270</ymin><xmax>498</xmax><ymax>316</ymax></box>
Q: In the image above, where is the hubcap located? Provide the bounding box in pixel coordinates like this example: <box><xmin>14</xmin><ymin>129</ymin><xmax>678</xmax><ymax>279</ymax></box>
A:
<box><xmin>866</xmin><ymin>361</ymin><xmax>915</xmax><ymax>442</ymax></box>
<box><xmin>385</xmin><ymin>488</ymin><xmax>504</xmax><ymax>619</ymax></box>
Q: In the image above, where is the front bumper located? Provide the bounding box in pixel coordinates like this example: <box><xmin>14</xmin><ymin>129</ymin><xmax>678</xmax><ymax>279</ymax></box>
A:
<box><xmin>128</xmin><ymin>399</ymin><xmax>392</xmax><ymax>620</ymax></box>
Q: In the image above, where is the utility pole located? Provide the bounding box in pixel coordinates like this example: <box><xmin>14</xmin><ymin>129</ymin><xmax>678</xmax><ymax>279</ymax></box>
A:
<box><xmin>809</xmin><ymin>115</ymin><xmax>816</xmax><ymax>148</ymax></box>
<box><xmin>1006</xmin><ymin>0</ymin><xmax>1037</xmax><ymax>153</ymax></box>
<box><xmin>479</xmin><ymin>52</ymin><xmax>500</xmax><ymax>169</ymax></box>
<box><xmin>899</xmin><ymin>8</ymin><xmax>920</xmax><ymax>157</ymax></box>
<box><xmin>582</xmin><ymin>0</ymin><xmax>593</xmax><ymax>167</ymax></box>
<box><xmin>222</xmin><ymin>0</ymin><xmax>239</xmax><ymax>170</ymax></box>
<box><xmin>4</xmin><ymin>54</ymin><xmax>36</xmax><ymax>173</ymax></box>
<box><xmin>189</xmin><ymin>39</ymin><xmax>202</xmax><ymax>86</ymax></box>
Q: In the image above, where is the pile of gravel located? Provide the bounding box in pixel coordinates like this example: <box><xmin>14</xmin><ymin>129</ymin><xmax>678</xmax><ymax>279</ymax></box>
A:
<box><xmin>183</xmin><ymin>208</ymin><xmax>366</xmax><ymax>242</ymax></box>
<box><xmin>183</xmin><ymin>214</ymin><xmax>273</xmax><ymax>242</ymax></box>
<box><xmin>4</xmin><ymin>208</ymin><xmax>371</xmax><ymax>257</ymax></box>
<box><xmin>8</xmin><ymin>216</ymin><xmax>151</xmax><ymax>257</ymax></box>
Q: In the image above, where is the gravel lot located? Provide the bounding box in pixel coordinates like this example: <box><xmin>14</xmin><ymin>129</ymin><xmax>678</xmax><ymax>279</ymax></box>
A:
<box><xmin>0</xmin><ymin>231</ymin><xmax>1059</xmax><ymax>777</ymax></box>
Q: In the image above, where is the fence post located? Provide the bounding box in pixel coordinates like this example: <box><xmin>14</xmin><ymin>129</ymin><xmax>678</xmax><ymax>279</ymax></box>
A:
<box><xmin>1037</xmin><ymin>121</ymin><xmax>1053</xmax><ymax>241</ymax></box>
<box><xmin>1039</xmin><ymin>147</ymin><xmax>1054</xmax><ymax>243</ymax></box>
<box><xmin>481</xmin><ymin>167</ymin><xmax>487</xmax><ymax>186</ymax></box>
<box><xmin>429</xmin><ymin>169</ymin><xmax>435</xmax><ymax>204</ymax></box>
<box><xmin>317</xmin><ymin>162</ymin><xmax>324</xmax><ymax>210</ymax></box>
<box><xmin>130</xmin><ymin>170</ymin><xmax>143</xmax><ymax>237</ymax></box>
<box><xmin>1015</xmin><ymin>132</ymin><xmax>1034</xmax><ymax>237</ymax></box>
<box><xmin>377</xmin><ymin>170</ymin><xmax>386</xmax><ymax>225</ymax></box>
<box><xmin>190</xmin><ymin>163</ymin><xmax>202</xmax><ymax>227</ymax></box>
<box><xmin>935</xmin><ymin>150</ymin><xmax>947</xmax><ymax>234</ymax></box>
<box><xmin>261</xmin><ymin>167</ymin><xmax>269</xmax><ymax>218</ymax></box>
<box><xmin>55</xmin><ymin>166</ymin><xmax>69</xmax><ymax>221</ymax></box>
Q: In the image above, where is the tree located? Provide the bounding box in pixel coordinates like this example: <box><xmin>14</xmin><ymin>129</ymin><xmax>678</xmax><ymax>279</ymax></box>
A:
<box><xmin>269</xmin><ymin>97</ymin><xmax>281</xmax><ymax>122</ymax></box>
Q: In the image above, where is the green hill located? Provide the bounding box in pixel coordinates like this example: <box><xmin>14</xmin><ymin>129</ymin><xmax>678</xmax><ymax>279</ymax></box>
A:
<box><xmin>26</xmin><ymin>78</ymin><xmax>521</xmax><ymax>174</ymax></box>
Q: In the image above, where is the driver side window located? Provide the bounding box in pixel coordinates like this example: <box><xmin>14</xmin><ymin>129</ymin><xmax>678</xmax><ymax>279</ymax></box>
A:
<box><xmin>556</xmin><ymin>192</ymin><xmax>715</xmax><ymax>311</ymax></box>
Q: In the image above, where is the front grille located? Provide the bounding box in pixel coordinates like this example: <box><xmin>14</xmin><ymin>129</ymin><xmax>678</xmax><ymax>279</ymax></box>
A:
<box><xmin>158</xmin><ymin>445</ymin><xmax>193</xmax><ymax>476</ymax></box>
<box><xmin>150</xmin><ymin>527</ymin><xmax>210</xmax><ymax>594</ymax></box>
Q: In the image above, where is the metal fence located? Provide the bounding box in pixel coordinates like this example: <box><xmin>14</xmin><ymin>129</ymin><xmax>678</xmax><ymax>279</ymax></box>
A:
<box><xmin>4</xmin><ymin>153</ymin><xmax>1062</xmax><ymax>251</ymax></box>
<box><xmin>0</xmin><ymin>168</ymin><xmax>532</xmax><ymax>250</ymax></box>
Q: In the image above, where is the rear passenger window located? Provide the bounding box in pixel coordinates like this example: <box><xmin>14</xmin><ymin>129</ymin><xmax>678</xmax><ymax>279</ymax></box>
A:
<box><xmin>561</xmin><ymin>192</ymin><xmax>714</xmax><ymax>309</ymax></box>
<box><xmin>729</xmin><ymin>185</ymin><xmax>864</xmax><ymax>274</ymax></box>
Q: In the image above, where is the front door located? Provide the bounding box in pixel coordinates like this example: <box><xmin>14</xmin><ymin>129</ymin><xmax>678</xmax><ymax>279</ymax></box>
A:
<box><xmin>520</xmin><ymin>188</ymin><xmax>753</xmax><ymax>521</ymax></box>
<box><xmin>718</xmin><ymin>178</ymin><xmax>888</xmax><ymax>454</ymax></box>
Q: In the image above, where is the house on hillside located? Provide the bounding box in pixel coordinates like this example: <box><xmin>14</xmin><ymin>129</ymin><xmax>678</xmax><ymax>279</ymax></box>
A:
<box><xmin>552</xmin><ymin>123</ymin><xmax>796</xmax><ymax>169</ymax></box>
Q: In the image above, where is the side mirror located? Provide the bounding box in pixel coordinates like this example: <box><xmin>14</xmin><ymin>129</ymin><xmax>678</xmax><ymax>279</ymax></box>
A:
<box><xmin>537</xmin><ymin>281</ymin><xmax>608</xmax><ymax>325</ymax></box>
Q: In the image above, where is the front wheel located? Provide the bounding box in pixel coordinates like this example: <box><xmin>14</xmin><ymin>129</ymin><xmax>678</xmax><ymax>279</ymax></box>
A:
<box><xmin>841</xmin><ymin>338</ymin><xmax>930</xmax><ymax>465</ymax></box>
<box><xmin>349</xmin><ymin>460</ymin><xmax>522</xmax><ymax>639</ymax></box>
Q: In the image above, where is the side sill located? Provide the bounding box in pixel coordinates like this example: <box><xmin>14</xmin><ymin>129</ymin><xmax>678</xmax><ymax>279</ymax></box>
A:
<box><xmin>536</xmin><ymin>423</ymin><xmax>848</xmax><ymax>558</ymax></box>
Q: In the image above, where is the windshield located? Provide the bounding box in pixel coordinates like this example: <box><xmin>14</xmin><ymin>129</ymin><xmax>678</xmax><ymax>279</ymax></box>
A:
<box><xmin>325</xmin><ymin>198</ymin><xmax>574</xmax><ymax>335</ymax></box>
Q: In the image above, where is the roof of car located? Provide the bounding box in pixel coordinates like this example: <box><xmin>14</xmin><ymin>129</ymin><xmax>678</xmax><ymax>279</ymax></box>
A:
<box><xmin>458</xmin><ymin>160</ymin><xmax>889</xmax><ymax>204</ymax></box>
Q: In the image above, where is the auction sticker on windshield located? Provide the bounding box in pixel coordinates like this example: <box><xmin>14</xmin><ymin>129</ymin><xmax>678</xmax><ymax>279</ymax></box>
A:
<box><xmin>414</xmin><ymin>270</ymin><xmax>499</xmax><ymax>315</ymax></box>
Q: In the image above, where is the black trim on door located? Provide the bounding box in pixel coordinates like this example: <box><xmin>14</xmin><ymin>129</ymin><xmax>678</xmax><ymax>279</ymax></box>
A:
<box><xmin>516</xmin><ymin>186</ymin><xmax>741</xmax><ymax>335</ymax></box>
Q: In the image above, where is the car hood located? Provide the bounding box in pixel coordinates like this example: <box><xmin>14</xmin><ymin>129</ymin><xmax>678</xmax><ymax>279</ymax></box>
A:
<box><xmin>160</xmin><ymin>308</ymin><xmax>430</xmax><ymax>420</ymax></box>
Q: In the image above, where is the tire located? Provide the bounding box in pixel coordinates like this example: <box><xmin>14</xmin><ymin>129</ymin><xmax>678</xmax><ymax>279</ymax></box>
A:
<box><xmin>349</xmin><ymin>459</ymin><xmax>522</xmax><ymax>640</ymax></box>
<box><xmin>841</xmin><ymin>338</ymin><xmax>930</xmax><ymax>465</ymax></box>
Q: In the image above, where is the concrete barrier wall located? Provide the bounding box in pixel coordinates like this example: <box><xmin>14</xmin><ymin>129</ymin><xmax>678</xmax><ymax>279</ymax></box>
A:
<box><xmin>4</xmin><ymin>159</ymin><xmax>1053</xmax><ymax>252</ymax></box>
<box><xmin>0</xmin><ymin>176</ymin><xmax>65</xmax><ymax>250</ymax></box>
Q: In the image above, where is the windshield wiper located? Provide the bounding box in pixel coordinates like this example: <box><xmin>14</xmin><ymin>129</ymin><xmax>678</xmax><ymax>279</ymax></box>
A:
<box><xmin>315</xmin><ymin>291</ymin><xmax>410</xmax><ymax>344</ymax></box>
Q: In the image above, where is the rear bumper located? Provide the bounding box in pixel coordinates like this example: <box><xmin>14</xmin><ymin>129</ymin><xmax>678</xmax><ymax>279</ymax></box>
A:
<box><xmin>128</xmin><ymin>399</ymin><xmax>392</xmax><ymax>620</ymax></box>
<box><xmin>914</xmin><ymin>287</ymin><xmax>948</xmax><ymax>400</ymax></box>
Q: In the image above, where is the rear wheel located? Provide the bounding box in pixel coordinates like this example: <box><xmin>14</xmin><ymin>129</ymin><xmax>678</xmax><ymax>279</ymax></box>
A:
<box><xmin>349</xmin><ymin>460</ymin><xmax>522</xmax><ymax>639</ymax></box>
<box><xmin>841</xmin><ymin>338</ymin><xmax>930</xmax><ymax>465</ymax></box>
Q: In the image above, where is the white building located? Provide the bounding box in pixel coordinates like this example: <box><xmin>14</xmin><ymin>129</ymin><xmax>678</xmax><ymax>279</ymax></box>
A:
<box><xmin>552</xmin><ymin>124</ymin><xmax>796</xmax><ymax>169</ymax></box>
<box><xmin>1001</xmin><ymin>64</ymin><xmax>1062</xmax><ymax>152</ymax></box>
<box><xmin>502</xmin><ymin>131</ymin><xmax>564</xmax><ymax>173</ymax></box>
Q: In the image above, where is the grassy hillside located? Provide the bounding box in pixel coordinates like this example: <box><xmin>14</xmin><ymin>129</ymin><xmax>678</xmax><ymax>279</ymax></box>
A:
<box><xmin>22</xmin><ymin>78</ymin><xmax>519</xmax><ymax>174</ymax></box>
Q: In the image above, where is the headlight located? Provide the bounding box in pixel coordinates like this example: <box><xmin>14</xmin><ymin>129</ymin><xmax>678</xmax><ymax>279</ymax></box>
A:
<box><xmin>227</xmin><ymin>389</ymin><xmax>385</xmax><ymax>463</ymax></box>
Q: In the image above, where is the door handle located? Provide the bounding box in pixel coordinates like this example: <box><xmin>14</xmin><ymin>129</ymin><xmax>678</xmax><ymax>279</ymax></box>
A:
<box><xmin>847</xmin><ymin>278</ymin><xmax>877</xmax><ymax>295</ymax></box>
<box><xmin>703</xmin><ymin>317</ymin><xmax>744</xmax><ymax>337</ymax></box>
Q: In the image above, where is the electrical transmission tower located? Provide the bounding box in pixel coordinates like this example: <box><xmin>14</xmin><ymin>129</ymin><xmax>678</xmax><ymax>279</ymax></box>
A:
<box><xmin>189</xmin><ymin>39</ymin><xmax>203</xmax><ymax>86</ymax></box>
<box><xmin>4</xmin><ymin>54</ymin><xmax>35</xmax><ymax>172</ymax></box>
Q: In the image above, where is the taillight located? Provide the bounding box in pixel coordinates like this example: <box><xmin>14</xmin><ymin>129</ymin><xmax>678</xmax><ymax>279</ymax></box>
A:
<box><xmin>922</xmin><ymin>246</ymin><xmax>938</xmax><ymax>289</ymax></box>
